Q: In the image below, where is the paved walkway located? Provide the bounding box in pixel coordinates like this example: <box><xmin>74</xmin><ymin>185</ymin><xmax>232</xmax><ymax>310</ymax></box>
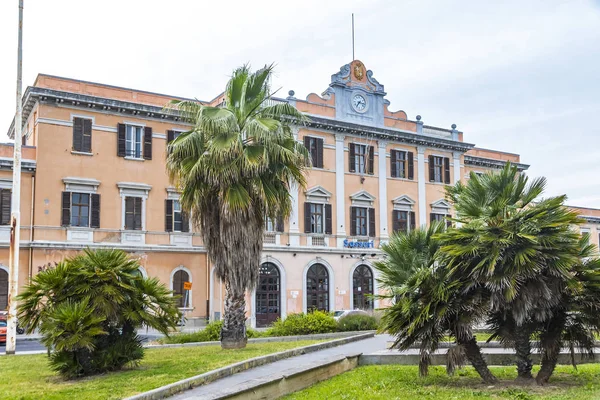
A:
<box><xmin>169</xmin><ymin>334</ymin><xmax>392</xmax><ymax>400</ymax></box>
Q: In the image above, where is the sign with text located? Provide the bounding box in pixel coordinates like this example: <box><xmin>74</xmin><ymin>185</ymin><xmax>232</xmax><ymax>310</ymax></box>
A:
<box><xmin>183</xmin><ymin>281</ymin><xmax>192</xmax><ymax>291</ymax></box>
<box><xmin>343</xmin><ymin>239</ymin><xmax>374</xmax><ymax>248</ymax></box>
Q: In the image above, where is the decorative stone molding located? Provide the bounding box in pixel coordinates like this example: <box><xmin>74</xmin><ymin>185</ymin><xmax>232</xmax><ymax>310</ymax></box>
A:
<box><xmin>63</xmin><ymin>177</ymin><xmax>100</xmax><ymax>193</ymax></box>
<box><xmin>392</xmin><ymin>195</ymin><xmax>416</xmax><ymax>211</ymax></box>
<box><xmin>464</xmin><ymin>155</ymin><xmax>529</xmax><ymax>171</ymax></box>
<box><xmin>117</xmin><ymin>182</ymin><xmax>152</xmax><ymax>197</ymax></box>
<box><xmin>350</xmin><ymin>190</ymin><xmax>376</xmax><ymax>207</ymax></box>
<box><xmin>305</xmin><ymin>186</ymin><xmax>332</xmax><ymax>203</ymax></box>
<box><xmin>431</xmin><ymin>199</ymin><xmax>452</xmax><ymax>214</ymax></box>
<box><xmin>166</xmin><ymin>187</ymin><xmax>181</xmax><ymax>201</ymax></box>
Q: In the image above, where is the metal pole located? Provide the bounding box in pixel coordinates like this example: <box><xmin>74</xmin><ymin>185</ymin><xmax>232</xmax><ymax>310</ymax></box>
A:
<box><xmin>6</xmin><ymin>0</ymin><xmax>24</xmax><ymax>355</ymax></box>
<box><xmin>352</xmin><ymin>13</ymin><xmax>355</xmax><ymax>60</ymax></box>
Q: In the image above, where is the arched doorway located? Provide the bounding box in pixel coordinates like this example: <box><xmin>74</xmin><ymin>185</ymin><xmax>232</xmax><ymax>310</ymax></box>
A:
<box><xmin>172</xmin><ymin>269</ymin><xmax>190</xmax><ymax>308</ymax></box>
<box><xmin>306</xmin><ymin>263</ymin><xmax>329</xmax><ymax>312</ymax></box>
<box><xmin>353</xmin><ymin>265</ymin><xmax>373</xmax><ymax>310</ymax></box>
<box><xmin>0</xmin><ymin>268</ymin><xmax>7</xmax><ymax>311</ymax></box>
<box><xmin>255</xmin><ymin>262</ymin><xmax>281</xmax><ymax>327</ymax></box>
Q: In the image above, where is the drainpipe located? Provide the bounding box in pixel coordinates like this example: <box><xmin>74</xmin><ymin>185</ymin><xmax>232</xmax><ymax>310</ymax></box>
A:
<box><xmin>28</xmin><ymin>175</ymin><xmax>35</xmax><ymax>280</ymax></box>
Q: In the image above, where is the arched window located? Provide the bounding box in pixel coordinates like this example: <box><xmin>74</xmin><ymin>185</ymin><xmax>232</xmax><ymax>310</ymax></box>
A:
<box><xmin>255</xmin><ymin>263</ymin><xmax>281</xmax><ymax>327</ymax></box>
<box><xmin>172</xmin><ymin>269</ymin><xmax>190</xmax><ymax>308</ymax></box>
<box><xmin>306</xmin><ymin>264</ymin><xmax>329</xmax><ymax>312</ymax></box>
<box><xmin>0</xmin><ymin>268</ymin><xmax>7</xmax><ymax>311</ymax></box>
<box><xmin>353</xmin><ymin>265</ymin><xmax>373</xmax><ymax>310</ymax></box>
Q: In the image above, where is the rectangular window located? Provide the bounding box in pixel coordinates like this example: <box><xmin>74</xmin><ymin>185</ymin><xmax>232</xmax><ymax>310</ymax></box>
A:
<box><xmin>125</xmin><ymin>197</ymin><xmax>143</xmax><ymax>230</ymax></box>
<box><xmin>126</xmin><ymin>125</ymin><xmax>143</xmax><ymax>158</ymax></box>
<box><xmin>310</xmin><ymin>203</ymin><xmax>324</xmax><ymax>234</ymax></box>
<box><xmin>430</xmin><ymin>213</ymin><xmax>445</xmax><ymax>223</ymax></box>
<box><xmin>355</xmin><ymin>207</ymin><xmax>368</xmax><ymax>236</ymax></box>
<box><xmin>305</xmin><ymin>136</ymin><xmax>323</xmax><ymax>169</ymax></box>
<box><xmin>391</xmin><ymin>150</ymin><xmax>406</xmax><ymax>178</ymax></box>
<box><xmin>265</xmin><ymin>216</ymin><xmax>276</xmax><ymax>232</ymax></box>
<box><xmin>71</xmin><ymin>193</ymin><xmax>90</xmax><ymax>227</ymax></box>
<box><xmin>173</xmin><ymin>200</ymin><xmax>183</xmax><ymax>232</ymax></box>
<box><xmin>0</xmin><ymin>188</ymin><xmax>11</xmax><ymax>226</ymax></box>
<box><xmin>395</xmin><ymin>211</ymin><xmax>408</xmax><ymax>233</ymax></box>
<box><xmin>355</xmin><ymin>144</ymin><xmax>367</xmax><ymax>174</ymax></box>
<box><xmin>433</xmin><ymin>156</ymin><xmax>443</xmax><ymax>182</ymax></box>
<box><xmin>72</xmin><ymin>117</ymin><xmax>92</xmax><ymax>153</ymax></box>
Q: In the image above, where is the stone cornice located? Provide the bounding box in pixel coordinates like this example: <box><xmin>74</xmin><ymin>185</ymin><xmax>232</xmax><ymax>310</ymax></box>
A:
<box><xmin>304</xmin><ymin>115</ymin><xmax>475</xmax><ymax>153</ymax></box>
<box><xmin>582</xmin><ymin>216</ymin><xmax>600</xmax><ymax>224</ymax></box>
<box><xmin>0</xmin><ymin>156</ymin><xmax>36</xmax><ymax>173</ymax></box>
<box><xmin>8</xmin><ymin>86</ymin><xmax>192</xmax><ymax>139</ymax></box>
<box><xmin>464</xmin><ymin>155</ymin><xmax>530</xmax><ymax>171</ymax></box>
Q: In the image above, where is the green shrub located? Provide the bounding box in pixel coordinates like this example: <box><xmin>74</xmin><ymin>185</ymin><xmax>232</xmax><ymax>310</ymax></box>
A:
<box><xmin>266</xmin><ymin>311</ymin><xmax>337</xmax><ymax>336</ymax></box>
<box><xmin>337</xmin><ymin>313</ymin><xmax>379</xmax><ymax>332</ymax></box>
<box><xmin>17</xmin><ymin>249</ymin><xmax>179</xmax><ymax>379</ymax></box>
<box><xmin>162</xmin><ymin>320</ymin><xmax>264</xmax><ymax>344</ymax></box>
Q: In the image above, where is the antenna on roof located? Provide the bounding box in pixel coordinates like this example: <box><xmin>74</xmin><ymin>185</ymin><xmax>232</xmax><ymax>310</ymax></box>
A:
<box><xmin>352</xmin><ymin>13</ymin><xmax>355</xmax><ymax>60</ymax></box>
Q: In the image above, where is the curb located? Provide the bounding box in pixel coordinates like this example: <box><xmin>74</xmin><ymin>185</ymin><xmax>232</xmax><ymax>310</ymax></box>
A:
<box><xmin>123</xmin><ymin>332</ymin><xmax>375</xmax><ymax>400</ymax></box>
<box><xmin>148</xmin><ymin>331</ymin><xmax>375</xmax><ymax>349</ymax></box>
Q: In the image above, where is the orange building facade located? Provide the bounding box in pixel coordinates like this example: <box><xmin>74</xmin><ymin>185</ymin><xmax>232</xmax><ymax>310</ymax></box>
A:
<box><xmin>1</xmin><ymin>60</ymin><xmax>598</xmax><ymax>327</ymax></box>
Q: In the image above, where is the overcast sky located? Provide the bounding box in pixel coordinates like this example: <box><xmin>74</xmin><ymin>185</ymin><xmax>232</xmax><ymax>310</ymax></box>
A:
<box><xmin>0</xmin><ymin>0</ymin><xmax>598</xmax><ymax>208</ymax></box>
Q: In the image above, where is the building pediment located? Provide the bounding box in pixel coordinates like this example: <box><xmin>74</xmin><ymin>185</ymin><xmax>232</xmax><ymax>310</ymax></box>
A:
<box><xmin>350</xmin><ymin>190</ymin><xmax>376</xmax><ymax>207</ymax></box>
<box><xmin>392</xmin><ymin>195</ymin><xmax>415</xmax><ymax>211</ymax></box>
<box><xmin>431</xmin><ymin>199</ymin><xmax>451</xmax><ymax>213</ymax></box>
<box><xmin>305</xmin><ymin>186</ymin><xmax>332</xmax><ymax>203</ymax></box>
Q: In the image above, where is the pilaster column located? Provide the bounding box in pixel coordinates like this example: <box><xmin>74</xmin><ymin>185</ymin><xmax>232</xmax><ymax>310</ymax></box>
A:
<box><xmin>289</xmin><ymin>126</ymin><xmax>300</xmax><ymax>246</ymax></box>
<box><xmin>453</xmin><ymin>151</ymin><xmax>461</xmax><ymax>184</ymax></box>
<box><xmin>417</xmin><ymin>146</ymin><xmax>427</xmax><ymax>227</ymax></box>
<box><xmin>335</xmin><ymin>133</ymin><xmax>346</xmax><ymax>247</ymax></box>
<box><xmin>378</xmin><ymin>140</ymin><xmax>388</xmax><ymax>240</ymax></box>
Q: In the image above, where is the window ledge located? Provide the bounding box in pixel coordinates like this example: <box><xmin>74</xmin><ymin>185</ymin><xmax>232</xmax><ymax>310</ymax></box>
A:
<box><xmin>427</xmin><ymin>181</ymin><xmax>449</xmax><ymax>186</ymax></box>
<box><xmin>345</xmin><ymin>172</ymin><xmax>377</xmax><ymax>178</ymax></box>
<box><xmin>71</xmin><ymin>151</ymin><xmax>93</xmax><ymax>156</ymax></box>
<box><xmin>388</xmin><ymin>177</ymin><xmax>415</xmax><ymax>182</ymax></box>
<box><xmin>124</xmin><ymin>156</ymin><xmax>145</xmax><ymax>162</ymax></box>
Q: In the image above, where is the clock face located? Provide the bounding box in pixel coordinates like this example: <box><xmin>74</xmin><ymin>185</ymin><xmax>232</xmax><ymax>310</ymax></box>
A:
<box><xmin>352</xmin><ymin>94</ymin><xmax>367</xmax><ymax>112</ymax></box>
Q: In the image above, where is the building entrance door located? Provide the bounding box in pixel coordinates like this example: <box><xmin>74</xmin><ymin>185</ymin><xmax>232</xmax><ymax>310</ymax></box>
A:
<box><xmin>255</xmin><ymin>263</ymin><xmax>280</xmax><ymax>327</ymax></box>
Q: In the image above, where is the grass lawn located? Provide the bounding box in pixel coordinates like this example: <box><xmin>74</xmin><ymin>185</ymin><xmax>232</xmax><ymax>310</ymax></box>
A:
<box><xmin>0</xmin><ymin>340</ymin><xmax>324</xmax><ymax>400</ymax></box>
<box><xmin>284</xmin><ymin>365</ymin><xmax>600</xmax><ymax>400</ymax></box>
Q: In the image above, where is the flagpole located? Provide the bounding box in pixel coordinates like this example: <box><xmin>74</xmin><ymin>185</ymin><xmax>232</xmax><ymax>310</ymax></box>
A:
<box><xmin>6</xmin><ymin>0</ymin><xmax>24</xmax><ymax>355</ymax></box>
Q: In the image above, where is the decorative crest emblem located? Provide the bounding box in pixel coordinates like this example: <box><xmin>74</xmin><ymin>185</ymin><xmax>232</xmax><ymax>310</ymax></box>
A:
<box><xmin>353</xmin><ymin>63</ymin><xmax>364</xmax><ymax>80</ymax></box>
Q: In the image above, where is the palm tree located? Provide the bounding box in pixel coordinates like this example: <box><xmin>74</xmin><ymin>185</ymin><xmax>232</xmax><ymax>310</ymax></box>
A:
<box><xmin>536</xmin><ymin>235</ymin><xmax>600</xmax><ymax>384</ymax></box>
<box><xmin>18</xmin><ymin>249</ymin><xmax>179</xmax><ymax>378</ymax></box>
<box><xmin>442</xmin><ymin>164</ymin><xmax>582</xmax><ymax>381</ymax></box>
<box><xmin>166</xmin><ymin>64</ymin><xmax>309</xmax><ymax>349</ymax></box>
<box><xmin>375</xmin><ymin>224</ymin><xmax>498</xmax><ymax>383</ymax></box>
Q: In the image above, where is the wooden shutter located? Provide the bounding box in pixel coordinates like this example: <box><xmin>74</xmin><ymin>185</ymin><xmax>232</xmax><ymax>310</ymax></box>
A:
<box><xmin>182</xmin><ymin>212</ymin><xmax>190</xmax><ymax>232</ymax></box>
<box><xmin>446</xmin><ymin>214</ymin><xmax>452</xmax><ymax>228</ymax></box>
<box><xmin>90</xmin><ymin>194</ymin><xmax>100</xmax><ymax>228</ymax></box>
<box><xmin>304</xmin><ymin>136</ymin><xmax>312</xmax><ymax>166</ymax></box>
<box><xmin>444</xmin><ymin>157</ymin><xmax>450</xmax><ymax>184</ymax></box>
<box><xmin>117</xmin><ymin>123</ymin><xmax>126</xmax><ymax>157</ymax></box>
<box><xmin>125</xmin><ymin>197</ymin><xmax>134</xmax><ymax>229</ymax></box>
<box><xmin>407</xmin><ymin>152</ymin><xmax>414</xmax><ymax>180</ymax></box>
<box><xmin>428</xmin><ymin>155</ymin><xmax>434</xmax><ymax>182</ymax></box>
<box><xmin>324</xmin><ymin>204</ymin><xmax>332</xmax><ymax>234</ymax></box>
<box><xmin>82</xmin><ymin>119</ymin><xmax>92</xmax><ymax>153</ymax></box>
<box><xmin>165</xmin><ymin>200</ymin><xmax>173</xmax><ymax>232</ymax></box>
<box><xmin>61</xmin><ymin>192</ymin><xmax>71</xmax><ymax>226</ymax></box>
<box><xmin>304</xmin><ymin>202</ymin><xmax>311</xmax><ymax>233</ymax></box>
<box><xmin>134</xmin><ymin>197</ymin><xmax>142</xmax><ymax>229</ymax></box>
<box><xmin>368</xmin><ymin>146</ymin><xmax>374</xmax><ymax>175</ymax></box>
<box><xmin>316</xmin><ymin>138</ymin><xmax>324</xmax><ymax>168</ymax></box>
<box><xmin>349</xmin><ymin>143</ymin><xmax>356</xmax><ymax>172</ymax></box>
<box><xmin>430</xmin><ymin>213</ymin><xmax>436</xmax><ymax>223</ymax></box>
<box><xmin>143</xmin><ymin>127</ymin><xmax>153</xmax><ymax>160</ymax></box>
<box><xmin>390</xmin><ymin>150</ymin><xmax>397</xmax><ymax>178</ymax></box>
<box><xmin>73</xmin><ymin>117</ymin><xmax>83</xmax><ymax>151</ymax></box>
<box><xmin>21</xmin><ymin>134</ymin><xmax>26</xmax><ymax>146</ymax></box>
<box><xmin>392</xmin><ymin>210</ymin><xmax>399</xmax><ymax>233</ymax></box>
<box><xmin>0</xmin><ymin>189</ymin><xmax>11</xmax><ymax>225</ymax></box>
<box><xmin>368</xmin><ymin>208</ymin><xmax>376</xmax><ymax>237</ymax></box>
<box><xmin>167</xmin><ymin>130</ymin><xmax>175</xmax><ymax>145</ymax></box>
<box><xmin>410</xmin><ymin>211</ymin><xmax>416</xmax><ymax>231</ymax></box>
<box><xmin>276</xmin><ymin>214</ymin><xmax>284</xmax><ymax>233</ymax></box>
<box><xmin>350</xmin><ymin>207</ymin><xmax>357</xmax><ymax>236</ymax></box>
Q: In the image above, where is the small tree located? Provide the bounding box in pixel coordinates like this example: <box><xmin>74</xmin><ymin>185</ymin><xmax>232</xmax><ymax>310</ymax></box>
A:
<box><xmin>18</xmin><ymin>249</ymin><xmax>180</xmax><ymax>378</ymax></box>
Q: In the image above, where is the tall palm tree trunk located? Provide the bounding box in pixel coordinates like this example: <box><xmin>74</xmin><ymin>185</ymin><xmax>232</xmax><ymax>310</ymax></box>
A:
<box><xmin>514</xmin><ymin>328</ymin><xmax>534</xmax><ymax>380</ymax></box>
<box><xmin>457</xmin><ymin>336</ymin><xmax>498</xmax><ymax>384</ymax></box>
<box><xmin>221</xmin><ymin>281</ymin><xmax>248</xmax><ymax>349</ymax></box>
<box><xmin>536</xmin><ymin>314</ymin><xmax>565</xmax><ymax>384</ymax></box>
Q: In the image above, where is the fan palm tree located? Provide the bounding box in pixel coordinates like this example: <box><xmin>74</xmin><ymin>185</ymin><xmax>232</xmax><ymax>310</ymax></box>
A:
<box><xmin>166</xmin><ymin>64</ymin><xmax>309</xmax><ymax>349</ymax></box>
<box><xmin>18</xmin><ymin>249</ymin><xmax>179</xmax><ymax>378</ymax></box>
<box><xmin>442</xmin><ymin>164</ymin><xmax>582</xmax><ymax>381</ymax></box>
<box><xmin>375</xmin><ymin>224</ymin><xmax>498</xmax><ymax>383</ymax></box>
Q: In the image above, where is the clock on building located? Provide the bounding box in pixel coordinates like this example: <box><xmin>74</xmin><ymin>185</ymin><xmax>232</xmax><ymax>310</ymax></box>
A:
<box><xmin>351</xmin><ymin>94</ymin><xmax>367</xmax><ymax>113</ymax></box>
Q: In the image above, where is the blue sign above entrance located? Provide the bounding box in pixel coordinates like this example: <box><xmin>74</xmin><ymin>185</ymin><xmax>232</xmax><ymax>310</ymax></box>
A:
<box><xmin>343</xmin><ymin>239</ymin><xmax>374</xmax><ymax>248</ymax></box>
